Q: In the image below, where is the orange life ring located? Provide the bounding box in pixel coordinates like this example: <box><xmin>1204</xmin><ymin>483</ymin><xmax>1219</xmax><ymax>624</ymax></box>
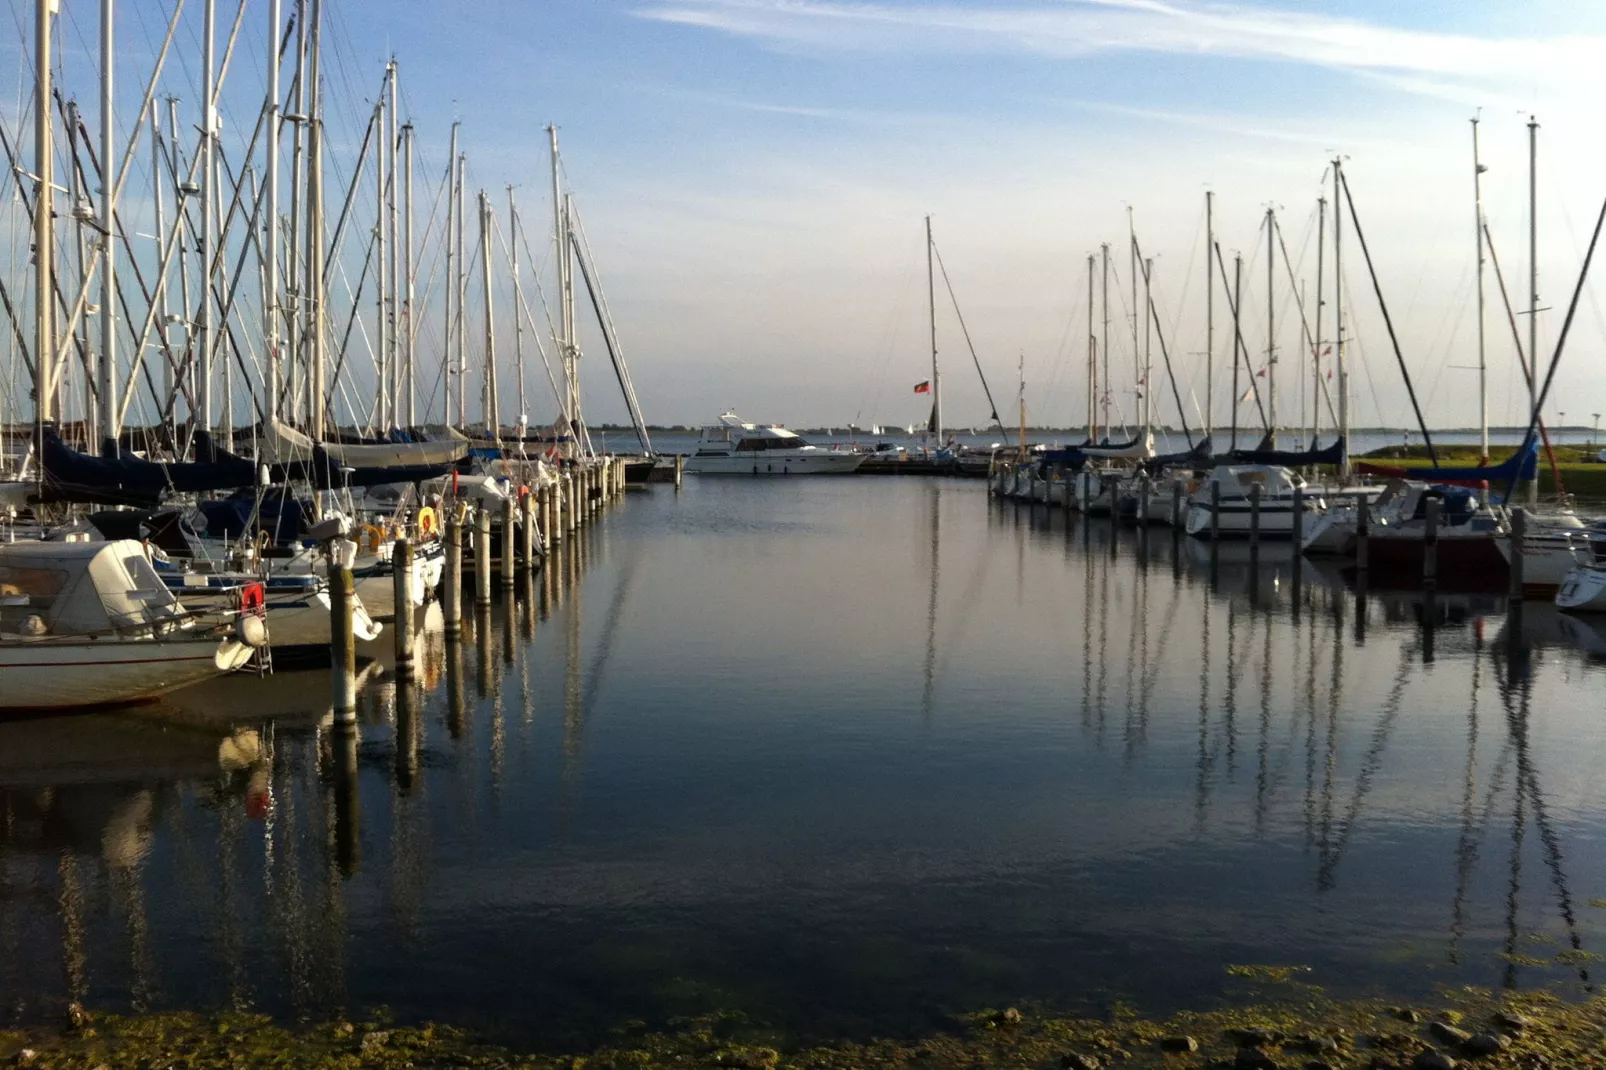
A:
<box><xmin>417</xmin><ymin>506</ymin><xmax>438</xmax><ymax>537</ymax></box>
<box><xmin>239</xmin><ymin>581</ymin><xmax>265</xmax><ymax>616</ymax></box>
<box><xmin>358</xmin><ymin>523</ymin><xmax>384</xmax><ymax>552</ymax></box>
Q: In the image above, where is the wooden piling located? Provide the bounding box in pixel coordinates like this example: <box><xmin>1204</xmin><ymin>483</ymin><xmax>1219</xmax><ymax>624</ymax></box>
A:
<box><xmin>443</xmin><ymin>512</ymin><xmax>463</xmax><ymax>638</ymax></box>
<box><xmin>1138</xmin><ymin>475</ymin><xmax>1151</xmax><ymax>527</ymax></box>
<box><xmin>1171</xmin><ymin>481</ymin><xmax>1182</xmax><ymax>529</ymax></box>
<box><xmin>329</xmin><ymin>558</ymin><xmax>357</xmax><ymax>719</ymax></box>
<box><xmin>1249</xmin><ymin>482</ymin><xmax>1262</xmax><ymax>549</ymax></box>
<box><xmin>565</xmin><ymin>472</ymin><xmax>578</xmax><ymax>533</ymax></box>
<box><xmin>392</xmin><ymin>536</ymin><xmax>414</xmax><ymax>671</ymax></box>
<box><xmin>520</xmin><ymin>489</ymin><xmax>536</xmax><ymax>569</ymax></box>
<box><xmin>1291</xmin><ymin>484</ymin><xmax>1304</xmax><ymax>552</ymax></box>
<box><xmin>1423</xmin><ymin>494</ymin><xmax>1440</xmax><ymax>585</ymax></box>
<box><xmin>674</xmin><ymin>454</ymin><xmax>685</xmax><ymax>489</ymax></box>
<box><xmin>1356</xmin><ymin>493</ymin><xmax>1371</xmax><ymax>572</ymax></box>
<box><xmin>1210</xmin><ymin>480</ymin><xmax>1221</xmax><ymax>541</ymax></box>
<box><xmin>475</xmin><ymin>506</ymin><xmax>493</xmax><ymax>607</ymax></box>
<box><xmin>501</xmin><ymin>494</ymin><xmax>516</xmax><ymax>589</ymax></box>
<box><xmin>1508</xmin><ymin>506</ymin><xmax>1526</xmax><ymax>602</ymax></box>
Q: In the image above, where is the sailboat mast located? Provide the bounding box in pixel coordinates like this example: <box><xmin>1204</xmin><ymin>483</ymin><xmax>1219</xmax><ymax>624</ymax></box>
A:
<box><xmin>1527</xmin><ymin>116</ymin><xmax>1539</xmax><ymax>509</ymax></box>
<box><xmin>199</xmin><ymin>0</ymin><xmax>216</xmax><ymax>439</ymax></box>
<box><xmin>98</xmin><ymin>0</ymin><xmax>117</xmax><ymax>450</ymax></box>
<box><xmin>549</xmin><ymin>125</ymin><xmax>572</xmax><ymax>438</ymax></box>
<box><xmin>265</xmin><ymin>0</ymin><xmax>281</xmax><ymax>422</ymax></box>
<box><xmin>1314</xmin><ymin>195</ymin><xmax>1325</xmax><ymax>449</ymax></box>
<box><xmin>374</xmin><ymin>80</ymin><xmax>389</xmax><ymax>431</ymax></box>
<box><xmin>444</xmin><ymin>120</ymin><xmax>458</xmax><ymax>426</ymax></box>
<box><xmin>402</xmin><ymin>122</ymin><xmax>415</xmax><ymax>426</ymax></box>
<box><xmin>1333</xmin><ymin>157</ymin><xmax>1349</xmax><ymax>481</ymax></box>
<box><xmin>1265</xmin><ymin>206</ymin><xmax>1276</xmax><ymax>446</ymax></box>
<box><xmin>1143</xmin><ymin>256</ymin><xmax>1153</xmax><ymax>433</ymax></box>
<box><xmin>33</xmin><ymin>0</ymin><xmax>54</xmax><ymax>428</ymax></box>
<box><xmin>306</xmin><ymin>0</ymin><xmax>325</xmax><ymax>440</ymax></box>
<box><xmin>1128</xmin><ymin>207</ymin><xmax>1137</xmax><ymax>426</ymax></box>
<box><xmin>455</xmin><ymin>150</ymin><xmax>467</xmax><ymax>428</ymax></box>
<box><xmin>1231</xmin><ymin>253</ymin><xmax>1241</xmax><ymax>449</ymax></box>
<box><xmin>1086</xmin><ymin>253</ymin><xmax>1095</xmax><ymax>443</ymax></box>
<box><xmin>509</xmin><ymin>187</ymin><xmax>527</xmax><ymax>430</ymax></box>
<box><xmin>479</xmin><ymin>191</ymin><xmax>499</xmax><ymax>445</ymax></box>
<box><xmin>1472</xmin><ymin>115</ymin><xmax>1488</xmax><ymax>461</ymax></box>
<box><xmin>926</xmin><ymin>214</ymin><xmax>939</xmax><ymax>443</ymax></box>
<box><xmin>1100</xmin><ymin>242</ymin><xmax>1110</xmax><ymax>435</ymax></box>
<box><xmin>1205</xmin><ymin>190</ymin><xmax>1213</xmax><ymax>440</ymax></box>
<box><xmin>387</xmin><ymin>61</ymin><xmax>400</xmax><ymax>429</ymax></box>
<box><xmin>1017</xmin><ymin>352</ymin><xmax>1025</xmax><ymax>453</ymax></box>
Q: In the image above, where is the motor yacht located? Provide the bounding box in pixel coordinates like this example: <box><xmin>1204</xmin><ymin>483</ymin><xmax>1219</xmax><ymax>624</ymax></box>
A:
<box><xmin>683</xmin><ymin>413</ymin><xmax>866</xmax><ymax>475</ymax></box>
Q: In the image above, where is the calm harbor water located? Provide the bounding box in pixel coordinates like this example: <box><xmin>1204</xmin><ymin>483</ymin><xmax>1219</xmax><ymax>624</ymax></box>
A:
<box><xmin>4</xmin><ymin>477</ymin><xmax>1606</xmax><ymax>1047</ymax></box>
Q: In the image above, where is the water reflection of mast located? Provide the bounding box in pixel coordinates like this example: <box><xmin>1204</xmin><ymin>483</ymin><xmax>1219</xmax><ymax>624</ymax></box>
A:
<box><xmin>922</xmin><ymin>484</ymin><xmax>939</xmax><ymax>720</ymax></box>
<box><xmin>1316</xmin><ymin>641</ymin><xmax>1414</xmax><ymax>891</ymax></box>
<box><xmin>1449</xmin><ymin>634</ymin><xmax>1485</xmax><ymax>963</ymax></box>
<box><xmin>1194</xmin><ymin>591</ymin><xmax>1213</xmax><ymax>831</ymax></box>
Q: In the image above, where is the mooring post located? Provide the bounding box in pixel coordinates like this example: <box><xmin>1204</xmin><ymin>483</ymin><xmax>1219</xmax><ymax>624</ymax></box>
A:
<box><xmin>565</xmin><ymin>471</ymin><xmax>578</xmax><ymax>533</ymax></box>
<box><xmin>1508</xmin><ymin>506</ymin><xmax>1526</xmax><ymax>603</ymax></box>
<box><xmin>520</xmin><ymin>489</ymin><xmax>537</xmax><ymax>569</ymax></box>
<box><xmin>675</xmin><ymin>454</ymin><xmax>685</xmax><ymax>490</ymax></box>
<box><xmin>1291</xmin><ymin>484</ymin><xmax>1305</xmax><ymax>552</ymax></box>
<box><xmin>1423</xmin><ymin>494</ymin><xmax>1440</xmax><ymax>586</ymax></box>
<box><xmin>1210</xmin><ymin>480</ymin><xmax>1221</xmax><ymax>541</ymax></box>
<box><xmin>1138</xmin><ymin>475</ymin><xmax>1151</xmax><ymax>527</ymax></box>
<box><xmin>392</xmin><ymin>536</ymin><xmax>414</xmax><ymax>671</ymax></box>
<box><xmin>501</xmin><ymin>494</ymin><xmax>517</xmax><ymax>589</ymax></box>
<box><xmin>329</xmin><ymin>546</ymin><xmax>357</xmax><ymax>719</ymax></box>
<box><xmin>443</xmin><ymin>511</ymin><xmax>463</xmax><ymax>638</ymax></box>
<box><xmin>1249</xmin><ymin>482</ymin><xmax>1262</xmax><ymax>550</ymax></box>
<box><xmin>1356</xmin><ymin>493</ymin><xmax>1371</xmax><ymax>572</ymax></box>
<box><xmin>1171</xmin><ymin>480</ymin><xmax>1183</xmax><ymax>529</ymax></box>
<box><xmin>475</xmin><ymin>506</ymin><xmax>493</xmax><ymax>607</ymax></box>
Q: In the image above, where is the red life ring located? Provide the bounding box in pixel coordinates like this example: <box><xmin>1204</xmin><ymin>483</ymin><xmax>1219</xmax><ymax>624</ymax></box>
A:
<box><xmin>239</xmin><ymin>581</ymin><xmax>266</xmax><ymax>616</ymax></box>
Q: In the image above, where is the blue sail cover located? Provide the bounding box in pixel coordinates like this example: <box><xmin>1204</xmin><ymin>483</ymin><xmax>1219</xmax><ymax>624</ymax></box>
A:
<box><xmin>1224</xmin><ymin>436</ymin><xmax>1346</xmax><ymax>468</ymax></box>
<box><xmin>1142</xmin><ymin>436</ymin><xmax>1212</xmax><ymax>473</ymax></box>
<box><xmin>1355</xmin><ymin>438</ymin><xmax>1538</xmax><ymax>485</ymax></box>
<box><xmin>40</xmin><ymin>428</ymin><xmax>256</xmax><ymax>505</ymax></box>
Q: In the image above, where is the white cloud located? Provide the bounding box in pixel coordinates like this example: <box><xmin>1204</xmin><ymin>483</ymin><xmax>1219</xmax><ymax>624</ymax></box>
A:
<box><xmin>635</xmin><ymin>0</ymin><xmax>1604</xmax><ymax>106</ymax></box>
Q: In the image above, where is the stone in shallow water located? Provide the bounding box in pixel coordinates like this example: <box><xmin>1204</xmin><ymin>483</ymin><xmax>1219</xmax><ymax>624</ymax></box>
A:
<box><xmin>1492</xmin><ymin>1012</ymin><xmax>1531</xmax><ymax>1034</ymax></box>
<box><xmin>1461</xmin><ymin>1034</ymin><xmax>1508</xmax><ymax>1057</ymax></box>
<box><xmin>1161</xmin><ymin>1036</ymin><xmax>1201</xmax><ymax>1054</ymax></box>
<box><xmin>1429</xmin><ymin>1023</ymin><xmax>1471</xmax><ymax>1047</ymax></box>
<box><xmin>1062</xmin><ymin>1052</ymin><xmax>1102</xmax><ymax>1070</ymax></box>
<box><xmin>1413</xmin><ymin>1049</ymin><xmax>1456</xmax><ymax>1070</ymax></box>
<box><xmin>1235</xmin><ymin>1046</ymin><xmax>1279</xmax><ymax>1070</ymax></box>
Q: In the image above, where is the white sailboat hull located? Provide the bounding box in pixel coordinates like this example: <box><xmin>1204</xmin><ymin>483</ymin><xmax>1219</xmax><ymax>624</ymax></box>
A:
<box><xmin>1558</xmin><ymin>564</ymin><xmax>1606</xmax><ymax>612</ymax></box>
<box><xmin>0</xmin><ymin>636</ymin><xmax>254</xmax><ymax>711</ymax></box>
<box><xmin>684</xmin><ymin>452</ymin><xmax>866</xmax><ymax>474</ymax></box>
<box><xmin>1500</xmin><ymin>535</ymin><xmax>1583</xmax><ymax>598</ymax></box>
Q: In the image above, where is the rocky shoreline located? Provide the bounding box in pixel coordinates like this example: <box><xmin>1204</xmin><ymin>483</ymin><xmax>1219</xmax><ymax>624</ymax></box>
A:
<box><xmin>2</xmin><ymin>986</ymin><xmax>1603</xmax><ymax>1070</ymax></box>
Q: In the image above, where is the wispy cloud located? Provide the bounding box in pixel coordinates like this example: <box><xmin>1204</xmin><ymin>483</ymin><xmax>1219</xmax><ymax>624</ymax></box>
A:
<box><xmin>634</xmin><ymin>0</ymin><xmax>1602</xmax><ymax>103</ymax></box>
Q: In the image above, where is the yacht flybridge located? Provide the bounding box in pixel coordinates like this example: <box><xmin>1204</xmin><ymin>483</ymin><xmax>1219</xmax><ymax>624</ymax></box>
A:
<box><xmin>685</xmin><ymin>413</ymin><xmax>866</xmax><ymax>475</ymax></box>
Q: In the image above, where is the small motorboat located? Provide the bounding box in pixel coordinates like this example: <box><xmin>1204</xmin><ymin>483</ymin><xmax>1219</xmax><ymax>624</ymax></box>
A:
<box><xmin>0</xmin><ymin>538</ymin><xmax>262</xmax><ymax>711</ymax></box>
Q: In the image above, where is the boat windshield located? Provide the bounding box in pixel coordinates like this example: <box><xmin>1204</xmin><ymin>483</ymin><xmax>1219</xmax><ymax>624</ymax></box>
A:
<box><xmin>734</xmin><ymin>436</ymin><xmax>809</xmax><ymax>451</ymax></box>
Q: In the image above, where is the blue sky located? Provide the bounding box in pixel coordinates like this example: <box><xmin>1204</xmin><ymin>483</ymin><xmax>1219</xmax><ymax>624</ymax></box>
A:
<box><xmin>20</xmin><ymin>0</ymin><xmax>1606</xmax><ymax>434</ymax></box>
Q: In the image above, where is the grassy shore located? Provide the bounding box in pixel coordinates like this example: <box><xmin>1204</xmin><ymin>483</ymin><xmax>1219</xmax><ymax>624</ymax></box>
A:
<box><xmin>3</xmin><ymin>986</ymin><xmax>1603</xmax><ymax>1070</ymax></box>
<box><xmin>1355</xmin><ymin>443</ymin><xmax>1606</xmax><ymax>499</ymax></box>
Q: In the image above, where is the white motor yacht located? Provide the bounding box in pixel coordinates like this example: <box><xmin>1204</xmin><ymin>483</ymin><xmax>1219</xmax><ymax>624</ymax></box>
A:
<box><xmin>684</xmin><ymin>413</ymin><xmax>866</xmax><ymax>475</ymax></box>
<box><xmin>0</xmin><ymin>539</ymin><xmax>260</xmax><ymax>711</ymax></box>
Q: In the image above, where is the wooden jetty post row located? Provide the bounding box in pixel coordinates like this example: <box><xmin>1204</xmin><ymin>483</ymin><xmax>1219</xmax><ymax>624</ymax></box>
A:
<box><xmin>1248</xmin><ymin>482</ymin><xmax>1262</xmax><ymax>550</ymax></box>
<box><xmin>1355</xmin><ymin>493</ymin><xmax>1371</xmax><ymax>572</ymax></box>
<box><xmin>443</xmin><ymin>510</ymin><xmax>463</xmax><ymax>638</ymax></box>
<box><xmin>329</xmin><ymin>545</ymin><xmax>358</xmax><ymax>720</ymax></box>
<box><xmin>520</xmin><ymin>490</ymin><xmax>537</xmax><ymax>570</ymax></box>
<box><xmin>1508</xmin><ymin>507</ymin><xmax>1526</xmax><ymax>602</ymax></box>
<box><xmin>475</xmin><ymin>506</ymin><xmax>493</xmax><ymax>607</ymax></box>
<box><xmin>393</xmin><ymin>536</ymin><xmax>415</xmax><ymax>673</ymax></box>
<box><xmin>1423</xmin><ymin>495</ymin><xmax>1440</xmax><ymax>586</ymax></box>
<box><xmin>501</xmin><ymin>494</ymin><xmax>517</xmax><ymax>589</ymax></box>
<box><xmin>1291</xmin><ymin>485</ymin><xmax>1304</xmax><ymax>550</ymax></box>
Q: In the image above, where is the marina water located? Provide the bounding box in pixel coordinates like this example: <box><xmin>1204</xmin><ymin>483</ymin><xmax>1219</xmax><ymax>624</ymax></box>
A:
<box><xmin>3</xmin><ymin>477</ymin><xmax>1606</xmax><ymax>1046</ymax></box>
